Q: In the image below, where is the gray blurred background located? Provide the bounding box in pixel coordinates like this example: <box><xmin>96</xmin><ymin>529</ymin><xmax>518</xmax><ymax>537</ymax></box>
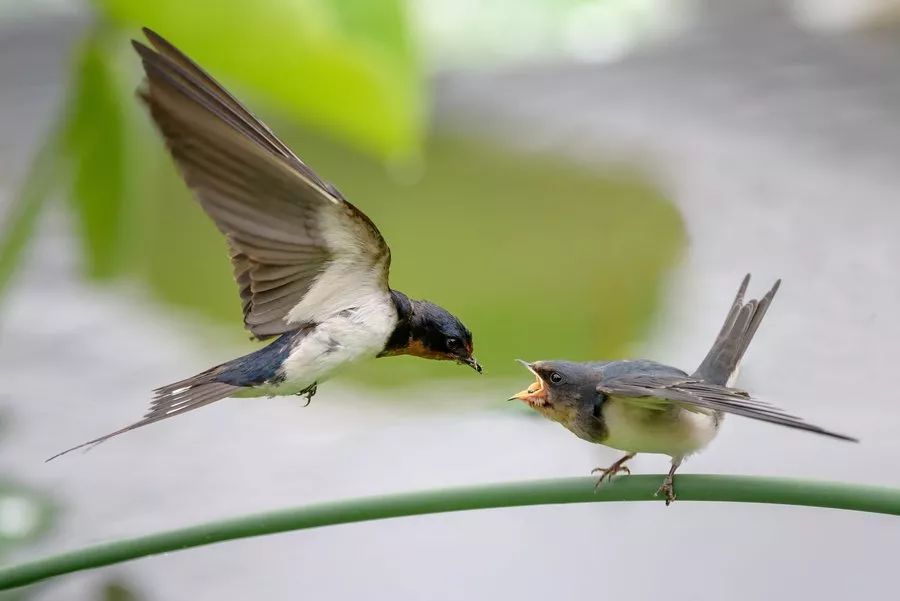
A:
<box><xmin>1</xmin><ymin>0</ymin><xmax>899</xmax><ymax>599</ymax></box>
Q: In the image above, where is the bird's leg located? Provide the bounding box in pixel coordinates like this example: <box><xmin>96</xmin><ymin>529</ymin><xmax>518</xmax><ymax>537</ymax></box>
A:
<box><xmin>297</xmin><ymin>382</ymin><xmax>318</xmax><ymax>407</ymax></box>
<box><xmin>591</xmin><ymin>453</ymin><xmax>635</xmax><ymax>489</ymax></box>
<box><xmin>655</xmin><ymin>457</ymin><xmax>683</xmax><ymax>506</ymax></box>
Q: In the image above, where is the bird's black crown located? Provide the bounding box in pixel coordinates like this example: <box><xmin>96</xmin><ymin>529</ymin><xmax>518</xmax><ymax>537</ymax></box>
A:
<box><xmin>380</xmin><ymin>290</ymin><xmax>480</xmax><ymax>371</ymax></box>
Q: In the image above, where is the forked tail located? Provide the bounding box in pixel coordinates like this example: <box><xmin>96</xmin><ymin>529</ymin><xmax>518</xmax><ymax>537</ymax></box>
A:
<box><xmin>48</xmin><ymin>329</ymin><xmax>304</xmax><ymax>461</ymax></box>
<box><xmin>692</xmin><ymin>274</ymin><xmax>781</xmax><ymax>386</ymax></box>
<box><xmin>46</xmin><ymin>376</ymin><xmax>239</xmax><ymax>462</ymax></box>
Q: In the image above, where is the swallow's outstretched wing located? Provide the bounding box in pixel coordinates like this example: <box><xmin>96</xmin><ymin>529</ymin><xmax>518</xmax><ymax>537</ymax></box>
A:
<box><xmin>134</xmin><ymin>28</ymin><xmax>391</xmax><ymax>338</ymax></box>
<box><xmin>597</xmin><ymin>374</ymin><xmax>857</xmax><ymax>442</ymax></box>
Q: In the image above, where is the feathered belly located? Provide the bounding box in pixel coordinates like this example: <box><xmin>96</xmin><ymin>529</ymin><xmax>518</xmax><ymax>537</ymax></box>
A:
<box><xmin>292</xmin><ymin>319</ymin><xmax>392</xmax><ymax>387</ymax></box>
<box><xmin>600</xmin><ymin>397</ymin><xmax>720</xmax><ymax>457</ymax></box>
<box><xmin>244</xmin><ymin>306</ymin><xmax>396</xmax><ymax>398</ymax></box>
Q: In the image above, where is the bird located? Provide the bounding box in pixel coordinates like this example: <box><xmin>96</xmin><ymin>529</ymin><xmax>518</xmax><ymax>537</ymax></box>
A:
<box><xmin>508</xmin><ymin>275</ymin><xmax>857</xmax><ymax>505</ymax></box>
<box><xmin>49</xmin><ymin>28</ymin><xmax>481</xmax><ymax>461</ymax></box>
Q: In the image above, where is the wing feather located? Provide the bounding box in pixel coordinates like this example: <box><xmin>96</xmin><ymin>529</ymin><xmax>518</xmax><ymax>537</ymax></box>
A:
<box><xmin>598</xmin><ymin>374</ymin><xmax>857</xmax><ymax>441</ymax></box>
<box><xmin>134</xmin><ymin>29</ymin><xmax>391</xmax><ymax>339</ymax></box>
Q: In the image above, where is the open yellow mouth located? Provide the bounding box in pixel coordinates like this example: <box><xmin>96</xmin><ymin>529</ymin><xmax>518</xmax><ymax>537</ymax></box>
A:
<box><xmin>509</xmin><ymin>363</ymin><xmax>548</xmax><ymax>406</ymax></box>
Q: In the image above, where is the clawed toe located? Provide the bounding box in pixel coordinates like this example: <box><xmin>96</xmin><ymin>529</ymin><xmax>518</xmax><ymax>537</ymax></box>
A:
<box><xmin>591</xmin><ymin>453</ymin><xmax>635</xmax><ymax>490</ymax></box>
<box><xmin>654</xmin><ymin>478</ymin><xmax>676</xmax><ymax>506</ymax></box>
<box><xmin>653</xmin><ymin>458</ymin><xmax>682</xmax><ymax>506</ymax></box>
<box><xmin>590</xmin><ymin>466</ymin><xmax>631</xmax><ymax>476</ymax></box>
<box><xmin>591</xmin><ymin>465</ymin><xmax>631</xmax><ymax>479</ymax></box>
<box><xmin>297</xmin><ymin>382</ymin><xmax>318</xmax><ymax>407</ymax></box>
<box><xmin>592</xmin><ymin>466</ymin><xmax>631</xmax><ymax>489</ymax></box>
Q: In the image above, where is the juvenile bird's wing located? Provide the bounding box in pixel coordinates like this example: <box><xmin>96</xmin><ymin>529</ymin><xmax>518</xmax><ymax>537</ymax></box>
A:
<box><xmin>693</xmin><ymin>275</ymin><xmax>781</xmax><ymax>386</ymax></box>
<box><xmin>134</xmin><ymin>28</ymin><xmax>391</xmax><ymax>338</ymax></box>
<box><xmin>597</xmin><ymin>373</ymin><xmax>857</xmax><ymax>441</ymax></box>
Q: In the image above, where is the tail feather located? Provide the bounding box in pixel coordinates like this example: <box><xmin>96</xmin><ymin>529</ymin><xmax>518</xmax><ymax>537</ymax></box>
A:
<box><xmin>693</xmin><ymin>274</ymin><xmax>781</xmax><ymax>386</ymax></box>
<box><xmin>47</xmin><ymin>381</ymin><xmax>239</xmax><ymax>462</ymax></box>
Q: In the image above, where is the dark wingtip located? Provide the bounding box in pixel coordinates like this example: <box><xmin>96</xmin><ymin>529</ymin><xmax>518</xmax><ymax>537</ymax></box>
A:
<box><xmin>131</xmin><ymin>38</ymin><xmax>149</xmax><ymax>53</ymax></box>
<box><xmin>133</xmin><ymin>26</ymin><xmax>173</xmax><ymax>59</ymax></box>
<box><xmin>141</xmin><ymin>26</ymin><xmax>163</xmax><ymax>44</ymax></box>
<box><xmin>809</xmin><ymin>423</ymin><xmax>858</xmax><ymax>443</ymax></box>
<box><xmin>142</xmin><ymin>27</ymin><xmax>179</xmax><ymax>55</ymax></box>
<box><xmin>769</xmin><ymin>278</ymin><xmax>782</xmax><ymax>298</ymax></box>
<box><xmin>730</xmin><ymin>274</ymin><xmax>751</xmax><ymax>305</ymax></box>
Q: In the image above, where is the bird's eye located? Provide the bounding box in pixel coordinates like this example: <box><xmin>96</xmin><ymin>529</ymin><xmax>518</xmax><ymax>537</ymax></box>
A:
<box><xmin>446</xmin><ymin>337</ymin><xmax>460</xmax><ymax>350</ymax></box>
<box><xmin>549</xmin><ymin>372</ymin><xmax>563</xmax><ymax>384</ymax></box>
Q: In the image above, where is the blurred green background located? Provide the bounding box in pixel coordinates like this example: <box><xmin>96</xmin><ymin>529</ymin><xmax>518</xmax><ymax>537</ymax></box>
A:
<box><xmin>0</xmin><ymin>0</ymin><xmax>685</xmax><ymax>385</ymax></box>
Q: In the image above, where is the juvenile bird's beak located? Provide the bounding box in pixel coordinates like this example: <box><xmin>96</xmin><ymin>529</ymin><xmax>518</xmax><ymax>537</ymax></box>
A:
<box><xmin>508</xmin><ymin>389</ymin><xmax>534</xmax><ymax>401</ymax></box>
<box><xmin>463</xmin><ymin>356</ymin><xmax>482</xmax><ymax>373</ymax></box>
<box><xmin>508</xmin><ymin>383</ymin><xmax>544</xmax><ymax>403</ymax></box>
<box><xmin>509</xmin><ymin>360</ymin><xmax>547</xmax><ymax>405</ymax></box>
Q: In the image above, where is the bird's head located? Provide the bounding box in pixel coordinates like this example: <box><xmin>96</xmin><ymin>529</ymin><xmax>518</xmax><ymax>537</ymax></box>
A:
<box><xmin>509</xmin><ymin>360</ymin><xmax>595</xmax><ymax>419</ymax></box>
<box><xmin>381</xmin><ymin>293</ymin><xmax>481</xmax><ymax>372</ymax></box>
<box><xmin>408</xmin><ymin>301</ymin><xmax>480</xmax><ymax>372</ymax></box>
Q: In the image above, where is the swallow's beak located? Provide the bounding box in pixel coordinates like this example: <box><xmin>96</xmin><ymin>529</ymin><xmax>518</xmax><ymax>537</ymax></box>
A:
<box><xmin>462</xmin><ymin>356</ymin><xmax>482</xmax><ymax>373</ymax></box>
<box><xmin>509</xmin><ymin>360</ymin><xmax>546</xmax><ymax>405</ymax></box>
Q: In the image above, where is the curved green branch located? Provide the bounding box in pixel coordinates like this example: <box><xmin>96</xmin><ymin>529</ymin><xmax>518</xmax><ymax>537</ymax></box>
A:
<box><xmin>2</xmin><ymin>475</ymin><xmax>898</xmax><ymax>590</ymax></box>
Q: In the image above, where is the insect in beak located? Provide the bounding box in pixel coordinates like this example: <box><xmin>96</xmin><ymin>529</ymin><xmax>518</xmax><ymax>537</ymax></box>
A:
<box><xmin>462</xmin><ymin>356</ymin><xmax>483</xmax><ymax>373</ymax></box>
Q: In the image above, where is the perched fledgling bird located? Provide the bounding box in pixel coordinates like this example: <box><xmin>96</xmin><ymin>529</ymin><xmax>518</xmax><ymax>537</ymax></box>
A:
<box><xmin>509</xmin><ymin>275</ymin><xmax>856</xmax><ymax>505</ymax></box>
<box><xmin>49</xmin><ymin>29</ymin><xmax>480</xmax><ymax>460</ymax></box>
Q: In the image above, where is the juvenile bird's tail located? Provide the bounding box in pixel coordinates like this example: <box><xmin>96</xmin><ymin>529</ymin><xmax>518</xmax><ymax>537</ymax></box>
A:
<box><xmin>692</xmin><ymin>274</ymin><xmax>781</xmax><ymax>386</ymax></box>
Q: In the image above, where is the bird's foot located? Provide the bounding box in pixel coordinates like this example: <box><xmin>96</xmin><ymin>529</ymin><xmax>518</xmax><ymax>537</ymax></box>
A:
<box><xmin>655</xmin><ymin>476</ymin><xmax>677</xmax><ymax>506</ymax></box>
<box><xmin>591</xmin><ymin>453</ymin><xmax>634</xmax><ymax>490</ymax></box>
<box><xmin>297</xmin><ymin>382</ymin><xmax>318</xmax><ymax>407</ymax></box>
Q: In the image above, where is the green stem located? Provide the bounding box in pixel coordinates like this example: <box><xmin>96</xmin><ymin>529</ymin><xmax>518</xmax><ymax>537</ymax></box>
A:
<box><xmin>2</xmin><ymin>475</ymin><xmax>898</xmax><ymax>590</ymax></box>
<box><xmin>0</xmin><ymin>132</ymin><xmax>61</xmax><ymax>299</ymax></box>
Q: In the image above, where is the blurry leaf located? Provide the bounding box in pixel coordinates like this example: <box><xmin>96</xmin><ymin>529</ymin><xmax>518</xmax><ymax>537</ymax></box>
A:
<box><xmin>62</xmin><ymin>29</ymin><xmax>129</xmax><ymax>280</ymax></box>
<box><xmin>0</xmin><ymin>133</ymin><xmax>60</xmax><ymax>300</ymax></box>
<box><xmin>99</xmin><ymin>579</ymin><xmax>142</xmax><ymax>601</ymax></box>
<box><xmin>0</xmin><ymin>482</ymin><xmax>55</xmax><ymax>555</ymax></box>
<box><xmin>45</xmin><ymin>5</ymin><xmax>681</xmax><ymax>386</ymax></box>
<box><xmin>0</xmin><ymin>437</ymin><xmax>57</xmax><ymax>600</ymax></box>
<box><xmin>136</xmin><ymin>121</ymin><xmax>685</xmax><ymax>383</ymax></box>
<box><xmin>302</xmin><ymin>132</ymin><xmax>686</xmax><ymax>384</ymax></box>
<box><xmin>417</xmin><ymin>0</ymin><xmax>689</xmax><ymax>68</ymax></box>
<box><xmin>135</xmin><ymin>152</ymin><xmax>242</xmax><ymax>325</ymax></box>
<box><xmin>94</xmin><ymin>0</ymin><xmax>423</xmax><ymax>161</ymax></box>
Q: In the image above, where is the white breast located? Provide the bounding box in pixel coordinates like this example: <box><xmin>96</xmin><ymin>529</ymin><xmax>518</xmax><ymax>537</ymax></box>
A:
<box><xmin>270</xmin><ymin>293</ymin><xmax>397</xmax><ymax>396</ymax></box>
<box><xmin>601</xmin><ymin>397</ymin><xmax>720</xmax><ymax>458</ymax></box>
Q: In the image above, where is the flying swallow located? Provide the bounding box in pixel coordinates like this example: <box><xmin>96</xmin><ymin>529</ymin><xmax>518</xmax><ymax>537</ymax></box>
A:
<box><xmin>50</xmin><ymin>28</ymin><xmax>480</xmax><ymax>460</ymax></box>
